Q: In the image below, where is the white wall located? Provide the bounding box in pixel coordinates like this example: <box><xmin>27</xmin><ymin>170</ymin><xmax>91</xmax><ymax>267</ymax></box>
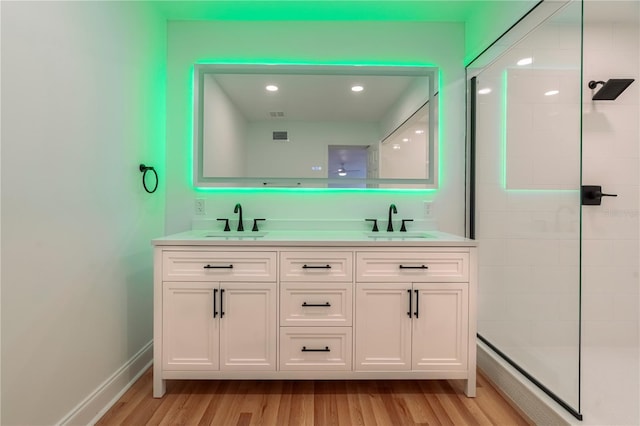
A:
<box><xmin>246</xmin><ymin>120</ymin><xmax>376</xmax><ymax>178</ymax></box>
<box><xmin>580</xmin><ymin>2</ymin><xmax>639</xmax><ymax>424</ymax></box>
<box><xmin>0</xmin><ymin>2</ymin><xmax>166</xmax><ymax>424</ymax></box>
<box><xmin>202</xmin><ymin>74</ymin><xmax>247</xmax><ymax>178</ymax></box>
<box><xmin>166</xmin><ymin>21</ymin><xmax>465</xmax><ymax>235</ymax></box>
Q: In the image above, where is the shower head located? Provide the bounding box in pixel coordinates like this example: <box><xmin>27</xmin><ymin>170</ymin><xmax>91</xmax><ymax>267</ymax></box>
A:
<box><xmin>588</xmin><ymin>79</ymin><xmax>634</xmax><ymax>100</ymax></box>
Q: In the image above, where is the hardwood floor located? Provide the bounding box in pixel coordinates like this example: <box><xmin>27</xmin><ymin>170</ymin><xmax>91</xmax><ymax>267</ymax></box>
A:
<box><xmin>96</xmin><ymin>369</ymin><xmax>532</xmax><ymax>425</ymax></box>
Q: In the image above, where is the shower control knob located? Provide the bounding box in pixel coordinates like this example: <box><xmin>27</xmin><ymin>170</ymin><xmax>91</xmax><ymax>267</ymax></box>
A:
<box><xmin>581</xmin><ymin>185</ymin><xmax>617</xmax><ymax>206</ymax></box>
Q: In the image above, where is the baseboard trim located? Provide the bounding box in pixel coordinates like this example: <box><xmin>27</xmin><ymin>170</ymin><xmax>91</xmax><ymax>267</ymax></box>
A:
<box><xmin>477</xmin><ymin>341</ymin><xmax>575</xmax><ymax>426</ymax></box>
<box><xmin>57</xmin><ymin>340</ymin><xmax>153</xmax><ymax>426</ymax></box>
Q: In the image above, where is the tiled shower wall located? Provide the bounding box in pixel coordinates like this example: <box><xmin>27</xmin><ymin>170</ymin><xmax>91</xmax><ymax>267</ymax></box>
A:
<box><xmin>580</xmin><ymin>2</ymin><xmax>639</xmax><ymax>423</ymax></box>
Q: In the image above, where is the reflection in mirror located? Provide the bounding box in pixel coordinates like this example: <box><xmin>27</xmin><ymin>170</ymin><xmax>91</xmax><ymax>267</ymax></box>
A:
<box><xmin>193</xmin><ymin>65</ymin><xmax>437</xmax><ymax>188</ymax></box>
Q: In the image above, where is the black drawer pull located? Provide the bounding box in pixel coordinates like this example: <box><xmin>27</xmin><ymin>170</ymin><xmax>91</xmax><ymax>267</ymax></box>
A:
<box><xmin>204</xmin><ymin>264</ymin><xmax>234</xmax><ymax>269</ymax></box>
<box><xmin>301</xmin><ymin>346</ymin><xmax>330</xmax><ymax>352</ymax></box>
<box><xmin>302</xmin><ymin>264</ymin><xmax>332</xmax><ymax>269</ymax></box>
<box><xmin>302</xmin><ymin>302</ymin><xmax>331</xmax><ymax>307</ymax></box>
<box><xmin>399</xmin><ymin>264</ymin><xmax>428</xmax><ymax>269</ymax></box>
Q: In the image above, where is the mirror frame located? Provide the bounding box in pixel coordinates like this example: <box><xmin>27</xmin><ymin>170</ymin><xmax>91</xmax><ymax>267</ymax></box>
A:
<box><xmin>193</xmin><ymin>64</ymin><xmax>438</xmax><ymax>188</ymax></box>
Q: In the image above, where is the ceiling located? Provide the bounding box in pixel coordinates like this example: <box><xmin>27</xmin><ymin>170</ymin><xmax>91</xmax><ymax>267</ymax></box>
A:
<box><xmin>211</xmin><ymin>72</ymin><xmax>425</xmax><ymax>122</ymax></box>
<box><xmin>156</xmin><ymin>1</ymin><xmax>492</xmax><ymax>22</ymax></box>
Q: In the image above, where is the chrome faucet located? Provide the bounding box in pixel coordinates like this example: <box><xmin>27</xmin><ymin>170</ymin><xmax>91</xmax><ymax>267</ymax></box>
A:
<box><xmin>234</xmin><ymin>203</ymin><xmax>244</xmax><ymax>231</ymax></box>
<box><xmin>387</xmin><ymin>203</ymin><xmax>397</xmax><ymax>232</ymax></box>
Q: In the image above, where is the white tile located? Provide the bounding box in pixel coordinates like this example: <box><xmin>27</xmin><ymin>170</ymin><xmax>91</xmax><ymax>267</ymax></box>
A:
<box><xmin>477</xmin><ymin>238</ymin><xmax>506</xmax><ymax>266</ymax></box>
<box><xmin>582</xmin><ymin>292</ymin><xmax>615</xmax><ymax>321</ymax></box>
<box><xmin>612</xmin><ymin>293</ymin><xmax>640</xmax><ymax>322</ymax></box>
<box><xmin>582</xmin><ymin>320</ymin><xmax>639</xmax><ymax>347</ymax></box>
<box><xmin>503</xmin><ymin>265</ymin><xmax>534</xmax><ymax>294</ymax></box>
<box><xmin>611</xmin><ymin>239</ymin><xmax>640</xmax><ymax>267</ymax></box>
<box><xmin>476</xmin><ymin>184</ymin><xmax>508</xmax><ymax>212</ymax></box>
<box><xmin>582</xmin><ymin>239</ymin><xmax>616</xmax><ymax>266</ymax></box>
<box><xmin>478</xmin><ymin>266</ymin><xmax>506</xmax><ymax>293</ymax></box>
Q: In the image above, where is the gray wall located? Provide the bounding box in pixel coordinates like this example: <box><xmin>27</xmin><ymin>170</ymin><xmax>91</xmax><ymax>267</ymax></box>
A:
<box><xmin>1</xmin><ymin>2</ymin><xmax>166</xmax><ymax>424</ymax></box>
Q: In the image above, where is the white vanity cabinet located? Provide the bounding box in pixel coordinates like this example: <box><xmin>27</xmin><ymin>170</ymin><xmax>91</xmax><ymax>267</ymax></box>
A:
<box><xmin>355</xmin><ymin>250</ymin><xmax>474</xmax><ymax>395</ymax></box>
<box><xmin>279</xmin><ymin>251</ymin><xmax>353</xmax><ymax>371</ymax></box>
<box><xmin>153</xmin><ymin>235</ymin><xmax>476</xmax><ymax>398</ymax></box>
<box><xmin>355</xmin><ymin>282</ymin><xmax>468</xmax><ymax>371</ymax></box>
<box><xmin>154</xmin><ymin>249</ymin><xmax>277</xmax><ymax>396</ymax></box>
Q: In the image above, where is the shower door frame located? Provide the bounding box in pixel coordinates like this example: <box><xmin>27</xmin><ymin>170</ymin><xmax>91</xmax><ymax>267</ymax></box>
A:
<box><xmin>465</xmin><ymin>0</ymin><xmax>584</xmax><ymax>420</ymax></box>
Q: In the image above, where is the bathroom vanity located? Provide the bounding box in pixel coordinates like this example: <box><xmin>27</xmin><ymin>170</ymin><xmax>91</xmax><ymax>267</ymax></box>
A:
<box><xmin>152</xmin><ymin>230</ymin><xmax>477</xmax><ymax>398</ymax></box>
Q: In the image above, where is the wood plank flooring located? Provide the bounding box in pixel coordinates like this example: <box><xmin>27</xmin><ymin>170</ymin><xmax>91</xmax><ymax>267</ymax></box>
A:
<box><xmin>96</xmin><ymin>369</ymin><xmax>532</xmax><ymax>426</ymax></box>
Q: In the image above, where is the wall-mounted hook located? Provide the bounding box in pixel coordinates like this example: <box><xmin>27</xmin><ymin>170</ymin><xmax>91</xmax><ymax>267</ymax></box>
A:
<box><xmin>139</xmin><ymin>164</ymin><xmax>158</xmax><ymax>193</ymax></box>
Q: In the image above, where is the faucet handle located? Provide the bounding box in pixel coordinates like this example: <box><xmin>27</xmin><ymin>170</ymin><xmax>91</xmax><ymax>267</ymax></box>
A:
<box><xmin>252</xmin><ymin>218</ymin><xmax>266</xmax><ymax>232</ymax></box>
<box><xmin>217</xmin><ymin>218</ymin><xmax>230</xmax><ymax>232</ymax></box>
<box><xmin>400</xmin><ymin>219</ymin><xmax>414</xmax><ymax>232</ymax></box>
<box><xmin>365</xmin><ymin>219</ymin><xmax>379</xmax><ymax>232</ymax></box>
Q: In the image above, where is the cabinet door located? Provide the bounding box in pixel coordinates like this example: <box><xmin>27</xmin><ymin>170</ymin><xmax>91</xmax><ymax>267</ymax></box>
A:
<box><xmin>163</xmin><ymin>282</ymin><xmax>219</xmax><ymax>371</ymax></box>
<box><xmin>219</xmin><ymin>282</ymin><xmax>277</xmax><ymax>371</ymax></box>
<box><xmin>355</xmin><ymin>282</ymin><xmax>412</xmax><ymax>370</ymax></box>
<box><xmin>412</xmin><ymin>282</ymin><xmax>468</xmax><ymax>371</ymax></box>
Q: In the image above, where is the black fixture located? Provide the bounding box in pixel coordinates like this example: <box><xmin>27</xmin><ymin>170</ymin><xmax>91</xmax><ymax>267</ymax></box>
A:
<box><xmin>302</xmin><ymin>264</ymin><xmax>332</xmax><ymax>269</ymax></box>
<box><xmin>217</xmin><ymin>218</ymin><xmax>230</xmax><ymax>231</ymax></box>
<box><xmin>234</xmin><ymin>203</ymin><xmax>244</xmax><ymax>231</ymax></box>
<box><xmin>252</xmin><ymin>218</ymin><xmax>266</xmax><ymax>232</ymax></box>
<box><xmin>588</xmin><ymin>79</ymin><xmax>634</xmax><ymax>100</ymax></box>
<box><xmin>139</xmin><ymin>164</ymin><xmax>158</xmax><ymax>193</ymax></box>
<box><xmin>301</xmin><ymin>346</ymin><xmax>330</xmax><ymax>352</ymax></box>
<box><xmin>387</xmin><ymin>203</ymin><xmax>397</xmax><ymax>232</ymax></box>
<box><xmin>400</xmin><ymin>219</ymin><xmax>414</xmax><ymax>232</ymax></box>
<box><xmin>302</xmin><ymin>302</ymin><xmax>331</xmax><ymax>307</ymax></box>
<box><xmin>365</xmin><ymin>218</ymin><xmax>379</xmax><ymax>232</ymax></box>
<box><xmin>581</xmin><ymin>185</ymin><xmax>618</xmax><ymax>206</ymax></box>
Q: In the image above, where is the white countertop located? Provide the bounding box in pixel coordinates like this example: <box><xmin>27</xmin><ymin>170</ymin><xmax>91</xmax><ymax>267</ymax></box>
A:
<box><xmin>152</xmin><ymin>229</ymin><xmax>476</xmax><ymax>247</ymax></box>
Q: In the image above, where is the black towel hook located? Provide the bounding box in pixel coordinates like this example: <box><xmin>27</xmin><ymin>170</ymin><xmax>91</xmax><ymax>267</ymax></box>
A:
<box><xmin>139</xmin><ymin>164</ymin><xmax>158</xmax><ymax>193</ymax></box>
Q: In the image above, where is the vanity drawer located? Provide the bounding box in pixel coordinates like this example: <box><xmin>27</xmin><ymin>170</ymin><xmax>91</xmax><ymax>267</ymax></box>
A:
<box><xmin>162</xmin><ymin>251</ymin><xmax>276</xmax><ymax>282</ymax></box>
<box><xmin>280</xmin><ymin>282</ymin><xmax>352</xmax><ymax>326</ymax></box>
<box><xmin>280</xmin><ymin>251</ymin><xmax>353</xmax><ymax>282</ymax></box>
<box><xmin>280</xmin><ymin>327</ymin><xmax>352</xmax><ymax>371</ymax></box>
<box><xmin>356</xmin><ymin>251</ymin><xmax>469</xmax><ymax>282</ymax></box>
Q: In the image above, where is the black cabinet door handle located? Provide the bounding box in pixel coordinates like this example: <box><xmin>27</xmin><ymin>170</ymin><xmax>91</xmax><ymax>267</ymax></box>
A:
<box><xmin>302</xmin><ymin>264</ymin><xmax>332</xmax><ymax>269</ymax></box>
<box><xmin>414</xmin><ymin>289</ymin><xmax>419</xmax><ymax>318</ymax></box>
<box><xmin>302</xmin><ymin>302</ymin><xmax>331</xmax><ymax>307</ymax></box>
<box><xmin>220</xmin><ymin>289</ymin><xmax>225</xmax><ymax>318</ymax></box>
<box><xmin>399</xmin><ymin>264</ymin><xmax>428</xmax><ymax>269</ymax></box>
<box><xmin>407</xmin><ymin>289</ymin><xmax>412</xmax><ymax>318</ymax></box>
<box><xmin>204</xmin><ymin>264</ymin><xmax>234</xmax><ymax>269</ymax></box>
<box><xmin>301</xmin><ymin>346</ymin><xmax>330</xmax><ymax>352</ymax></box>
<box><xmin>213</xmin><ymin>288</ymin><xmax>218</xmax><ymax>318</ymax></box>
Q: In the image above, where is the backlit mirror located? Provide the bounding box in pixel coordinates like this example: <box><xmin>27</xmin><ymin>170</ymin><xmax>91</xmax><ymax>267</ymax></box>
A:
<box><xmin>193</xmin><ymin>64</ymin><xmax>438</xmax><ymax>188</ymax></box>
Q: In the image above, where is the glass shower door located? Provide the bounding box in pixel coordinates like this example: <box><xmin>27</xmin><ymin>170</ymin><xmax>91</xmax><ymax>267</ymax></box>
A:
<box><xmin>468</xmin><ymin>1</ymin><xmax>583</xmax><ymax>418</ymax></box>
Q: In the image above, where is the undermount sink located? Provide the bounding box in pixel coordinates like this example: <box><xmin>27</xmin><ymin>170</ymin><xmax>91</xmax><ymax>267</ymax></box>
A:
<box><xmin>364</xmin><ymin>231</ymin><xmax>435</xmax><ymax>239</ymax></box>
<box><xmin>205</xmin><ymin>231</ymin><xmax>268</xmax><ymax>238</ymax></box>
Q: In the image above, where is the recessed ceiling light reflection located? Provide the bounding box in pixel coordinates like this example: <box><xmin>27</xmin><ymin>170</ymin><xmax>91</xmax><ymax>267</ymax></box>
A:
<box><xmin>402</xmin><ymin>138</ymin><xmax>410</xmax><ymax>142</ymax></box>
<box><xmin>265</xmin><ymin>85</ymin><xmax>278</xmax><ymax>92</ymax></box>
<box><xmin>478</xmin><ymin>88</ymin><xmax>492</xmax><ymax>95</ymax></box>
<box><xmin>392</xmin><ymin>144</ymin><xmax>401</xmax><ymax>150</ymax></box>
<box><xmin>517</xmin><ymin>57</ymin><xmax>533</xmax><ymax>66</ymax></box>
<box><xmin>351</xmin><ymin>85</ymin><xmax>364</xmax><ymax>92</ymax></box>
<box><xmin>544</xmin><ymin>90</ymin><xmax>559</xmax><ymax>96</ymax></box>
<box><xmin>415</xmin><ymin>129</ymin><xmax>425</xmax><ymax>134</ymax></box>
